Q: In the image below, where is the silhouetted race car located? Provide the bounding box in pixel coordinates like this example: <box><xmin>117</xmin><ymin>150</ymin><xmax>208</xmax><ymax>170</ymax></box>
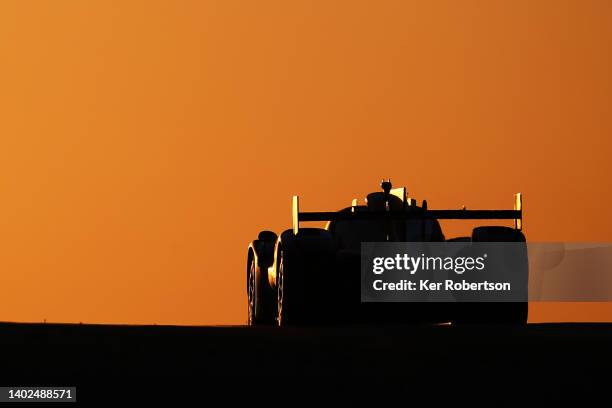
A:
<box><xmin>246</xmin><ymin>180</ymin><xmax>527</xmax><ymax>326</ymax></box>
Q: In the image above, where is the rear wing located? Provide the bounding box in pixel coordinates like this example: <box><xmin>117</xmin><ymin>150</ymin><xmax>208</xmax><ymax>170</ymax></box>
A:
<box><xmin>292</xmin><ymin>193</ymin><xmax>523</xmax><ymax>235</ymax></box>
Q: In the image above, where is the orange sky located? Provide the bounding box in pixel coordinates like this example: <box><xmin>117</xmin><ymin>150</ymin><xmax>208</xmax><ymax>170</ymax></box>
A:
<box><xmin>0</xmin><ymin>1</ymin><xmax>611</xmax><ymax>325</ymax></box>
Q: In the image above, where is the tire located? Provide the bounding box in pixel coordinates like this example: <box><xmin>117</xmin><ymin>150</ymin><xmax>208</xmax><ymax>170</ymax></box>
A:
<box><xmin>247</xmin><ymin>250</ymin><xmax>275</xmax><ymax>325</ymax></box>
<box><xmin>276</xmin><ymin>247</ymin><xmax>310</xmax><ymax>326</ymax></box>
<box><xmin>453</xmin><ymin>226</ymin><xmax>528</xmax><ymax>325</ymax></box>
<box><xmin>276</xmin><ymin>229</ymin><xmax>335</xmax><ymax>326</ymax></box>
<box><xmin>276</xmin><ymin>248</ymin><xmax>290</xmax><ymax>326</ymax></box>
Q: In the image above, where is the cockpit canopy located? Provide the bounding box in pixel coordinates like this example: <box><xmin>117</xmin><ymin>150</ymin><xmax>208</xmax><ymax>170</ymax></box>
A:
<box><xmin>326</xmin><ymin>190</ymin><xmax>445</xmax><ymax>252</ymax></box>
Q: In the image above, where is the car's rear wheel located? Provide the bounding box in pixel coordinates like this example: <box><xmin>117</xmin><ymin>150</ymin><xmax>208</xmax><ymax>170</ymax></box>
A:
<box><xmin>275</xmin><ymin>229</ymin><xmax>336</xmax><ymax>326</ymax></box>
<box><xmin>276</xmin><ymin>252</ymin><xmax>286</xmax><ymax>326</ymax></box>
<box><xmin>276</xmin><ymin>248</ymin><xmax>312</xmax><ymax>326</ymax></box>
<box><xmin>276</xmin><ymin>250</ymin><xmax>297</xmax><ymax>326</ymax></box>
<box><xmin>453</xmin><ymin>226</ymin><xmax>528</xmax><ymax>325</ymax></box>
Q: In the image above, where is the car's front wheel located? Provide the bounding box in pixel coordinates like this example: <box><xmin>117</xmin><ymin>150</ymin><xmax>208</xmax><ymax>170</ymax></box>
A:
<box><xmin>247</xmin><ymin>257</ymin><xmax>257</xmax><ymax>325</ymax></box>
<box><xmin>247</xmin><ymin>252</ymin><xmax>275</xmax><ymax>325</ymax></box>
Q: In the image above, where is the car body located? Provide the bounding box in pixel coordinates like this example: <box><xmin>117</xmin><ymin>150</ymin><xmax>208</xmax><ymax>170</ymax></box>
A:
<box><xmin>247</xmin><ymin>180</ymin><xmax>527</xmax><ymax>326</ymax></box>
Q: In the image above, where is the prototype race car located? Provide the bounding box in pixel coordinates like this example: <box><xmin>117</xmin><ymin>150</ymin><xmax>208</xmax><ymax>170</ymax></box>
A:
<box><xmin>246</xmin><ymin>180</ymin><xmax>527</xmax><ymax>326</ymax></box>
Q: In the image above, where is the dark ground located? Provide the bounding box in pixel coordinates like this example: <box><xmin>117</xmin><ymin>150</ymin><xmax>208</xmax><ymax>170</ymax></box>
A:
<box><xmin>0</xmin><ymin>322</ymin><xmax>610</xmax><ymax>403</ymax></box>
